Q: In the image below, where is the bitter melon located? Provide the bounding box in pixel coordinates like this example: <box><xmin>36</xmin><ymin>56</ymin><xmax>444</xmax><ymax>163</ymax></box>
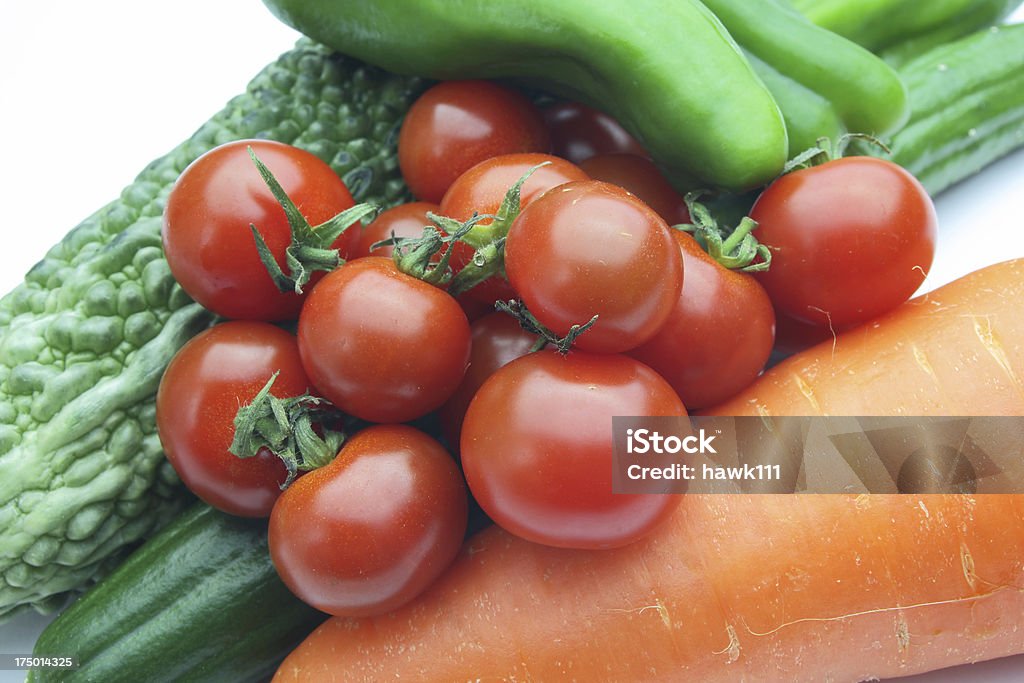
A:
<box><xmin>0</xmin><ymin>39</ymin><xmax>422</xmax><ymax>618</ymax></box>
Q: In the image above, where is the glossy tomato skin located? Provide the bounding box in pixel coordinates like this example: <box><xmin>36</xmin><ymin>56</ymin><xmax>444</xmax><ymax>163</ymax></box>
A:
<box><xmin>750</xmin><ymin>156</ymin><xmax>938</xmax><ymax>328</ymax></box>
<box><xmin>578</xmin><ymin>153</ymin><xmax>690</xmax><ymax>226</ymax></box>
<box><xmin>461</xmin><ymin>351</ymin><xmax>685</xmax><ymax>549</ymax></box>
<box><xmin>542</xmin><ymin>101</ymin><xmax>646</xmax><ymax>163</ymax></box>
<box><xmin>297</xmin><ymin>257</ymin><xmax>471</xmax><ymax>423</ymax></box>
<box><xmin>163</xmin><ymin>139</ymin><xmax>358</xmax><ymax>321</ymax></box>
<box><xmin>438</xmin><ymin>312</ymin><xmax>538</xmax><ymax>449</ymax></box>
<box><xmin>629</xmin><ymin>232</ymin><xmax>776</xmax><ymax>410</ymax></box>
<box><xmin>353</xmin><ymin>201</ymin><xmax>440</xmax><ymax>259</ymax></box>
<box><xmin>156</xmin><ymin>321</ymin><xmax>311</xmax><ymax>517</ymax></box>
<box><xmin>398</xmin><ymin>80</ymin><xmax>550</xmax><ymax>203</ymax></box>
<box><xmin>440</xmin><ymin>153</ymin><xmax>589</xmax><ymax>305</ymax></box>
<box><xmin>269</xmin><ymin>424</ymin><xmax>468</xmax><ymax>617</ymax></box>
<box><xmin>505</xmin><ymin>180</ymin><xmax>683</xmax><ymax>354</ymax></box>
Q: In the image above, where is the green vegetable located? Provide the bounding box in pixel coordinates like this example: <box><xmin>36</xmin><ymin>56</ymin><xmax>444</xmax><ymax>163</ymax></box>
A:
<box><xmin>29</xmin><ymin>502</ymin><xmax>323</xmax><ymax>683</ymax></box>
<box><xmin>873</xmin><ymin>23</ymin><xmax>1024</xmax><ymax>195</ymax></box>
<box><xmin>702</xmin><ymin>0</ymin><xmax>909</xmax><ymax>147</ymax></box>
<box><xmin>792</xmin><ymin>0</ymin><xmax>1021</xmax><ymax>57</ymax></box>
<box><xmin>744</xmin><ymin>52</ymin><xmax>847</xmax><ymax>156</ymax></box>
<box><xmin>263</xmin><ymin>0</ymin><xmax>912</xmax><ymax>187</ymax></box>
<box><xmin>0</xmin><ymin>40</ymin><xmax>421</xmax><ymax>619</ymax></box>
<box><xmin>261</xmin><ymin>0</ymin><xmax>790</xmax><ymax>192</ymax></box>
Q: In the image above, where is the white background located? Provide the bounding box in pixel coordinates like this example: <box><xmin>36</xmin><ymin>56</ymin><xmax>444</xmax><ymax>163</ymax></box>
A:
<box><xmin>1</xmin><ymin>2</ymin><xmax>1023</xmax><ymax>681</ymax></box>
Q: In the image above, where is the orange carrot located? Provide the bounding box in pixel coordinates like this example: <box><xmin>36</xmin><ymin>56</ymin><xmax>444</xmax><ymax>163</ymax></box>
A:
<box><xmin>275</xmin><ymin>260</ymin><xmax>1024</xmax><ymax>681</ymax></box>
<box><xmin>707</xmin><ymin>258</ymin><xmax>1024</xmax><ymax>417</ymax></box>
<box><xmin>275</xmin><ymin>495</ymin><xmax>1024</xmax><ymax>681</ymax></box>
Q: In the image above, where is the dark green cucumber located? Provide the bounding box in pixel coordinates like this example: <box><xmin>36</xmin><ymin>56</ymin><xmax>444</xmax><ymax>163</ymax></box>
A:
<box><xmin>879</xmin><ymin>23</ymin><xmax>1024</xmax><ymax>195</ymax></box>
<box><xmin>29</xmin><ymin>502</ymin><xmax>323</xmax><ymax>683</ymax></box>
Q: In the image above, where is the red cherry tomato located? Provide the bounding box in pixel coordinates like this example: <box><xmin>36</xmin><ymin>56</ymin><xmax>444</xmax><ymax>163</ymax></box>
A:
<box><xmin>353</xmin><ymin>201</ymin><xmax>440</xmax><ymax>259</ymax></box>
<box><xmin>629</xmin><ymin>232</ymin><xmax>776</xmax><ymax>410</ymax></box>
<box><xmin>542</xmin><ymin>101</ymin><xmax>646</xmax><ymax>163</ymax></box>
<box><xmin>297</xmin><ymin>257</ymin><xmax>471</xmax><ymax>423</ymax></box>
<box><xmin>269</xmin><ymin>424</ymin><xmax>468</xmax><ymax>617</ymax></box>
<box><xmin>461</xmin><ymin>351</ymin><xmax>685</xmax><ymax>549</ymax></box>
<box><xmin>398</xmin><ymin>80</ymin><xmax>550</xmax><ymax>203</ymax></box>
<box><xmin>163</xmin><ymin>139</ymin><xmax>358</xmax><ymax>321</ymax></box>
<box><xmin>439</xmin><ymin>153</ymin><xmax>589</xmax><ymax>305</ymax></box>
<box><xmin>578</xmin><ymin>153</ymin><xmax>691</xmax><ymax>226</ymax></box>
<box><xmin>505</xmin><ymin>180</ymin><xmax>683</xmax><ymax>354</ymax></box>
<box><xmin>156</xmin><ymin>321</ymin><xmax>311</xmax><ymax>517</ymax></box>
<box><xmin>438</xmin><ymin>312</ymin><xmax>538</xmax><ymax>448</ymax></box>
<box><xmin>750</xmin><ymin>157</ymin><xmax>938</xmax><ymax>328</ymax></box>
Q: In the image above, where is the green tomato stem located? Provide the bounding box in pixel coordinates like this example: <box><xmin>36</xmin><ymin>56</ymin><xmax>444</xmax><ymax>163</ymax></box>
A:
<box><xmin>229</xmin><ymin>372</ymin><xmax>347</xmax><ymax>488</ymax></box>
<box><xmin>247</xmin><ymin>146</ymin><xmax>378</xmax><ymax>294</ymax></box>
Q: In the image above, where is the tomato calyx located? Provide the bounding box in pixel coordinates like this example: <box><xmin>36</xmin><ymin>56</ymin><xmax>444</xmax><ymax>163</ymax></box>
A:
<box><xmin>247</xmin><ymin>146</ymin><xmax>379</xmax><ymax>294</ymax></box>
<box><xmin>677</xmin><ymin>192</ymin><xmax>771</xmax><ymax>273</ymax></box>
<box><xmin>495</xmin><ymin>299</ymin><xmax>598</xmax><ymax>354</ymax></box>
<box><xmin>457</xmin><ymin>161</ymin><xmax>550</xmax><ymax>250</ymax></box>
<box><xmin>385</xmin><ymin>212</ymin><xmax>492</xmax><ymax>288</ymax></box>
<box><xmin>230</xmin><ymin>371</ymin><xmax>348</xmax><ymax>488</ymax></box>
<box><xmin>440</xmin><ymin>162</ymin><xmax>551</xmax><ymax>298</ymax></box>
<box><xmin>782</xmin><ymin>134</ymin><xmax>891</xmax><ymax>174</ymax></box>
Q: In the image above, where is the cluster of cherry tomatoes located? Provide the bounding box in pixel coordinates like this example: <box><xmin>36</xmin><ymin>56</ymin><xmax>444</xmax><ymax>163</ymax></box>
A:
<box><xmin>154</xmin><ymin>78</ymin><xmax>938</xmax><ymax>618</ymax></box>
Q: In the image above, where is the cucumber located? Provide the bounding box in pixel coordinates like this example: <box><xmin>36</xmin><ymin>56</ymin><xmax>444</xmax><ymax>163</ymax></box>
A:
<box><xmin>881</xmin><ymin>23</ymin><xmax>1024</xmax><ymax>195</ymax></box>
<box><xmin>29</xmin><ymin>502</ymin><xmax>323</xmax><ymax>683</ymax></box>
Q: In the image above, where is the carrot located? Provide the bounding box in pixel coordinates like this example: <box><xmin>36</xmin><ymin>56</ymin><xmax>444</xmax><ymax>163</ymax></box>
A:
<box><xmin>706</xmin><ymin>258</ymin><xmax>1024</xmax><ymax>417</ymax></box>
<box><xmin>275</xmin><ymin>494</ymin><xmax>1024</xmax><ymax>681</ymax></box>
<box><xmin>275</xmin><ymin>260</ymin><xmax>1024</xmax><ymax>681</ymax></box>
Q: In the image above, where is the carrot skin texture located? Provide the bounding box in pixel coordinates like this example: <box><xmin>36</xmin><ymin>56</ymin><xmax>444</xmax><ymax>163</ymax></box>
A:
<box><xmin>275</xmin><ymin>494</ymin><xmax>1024</xmax><ymax>682</ymax></box>
<box><xmin>707</xmin><ymin>258</ymin><xmax>1024</xmax><ymax>417</ymax></box>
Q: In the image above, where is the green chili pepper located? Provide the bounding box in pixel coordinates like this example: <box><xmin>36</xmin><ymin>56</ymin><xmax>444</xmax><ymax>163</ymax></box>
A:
<box><xmin>261</xmin><ymin>0</ymin><xmax>790</xmax><ymax>192</ymax></box>
<box><xmin>792</xmin><ymin>0</ymin><xmax>1021</xmax><ymax>55</ymax></box>
<box><xmin>702</xmin><ymin>0</ymin><xmax>910</xmax><ymax>139</ymax></box>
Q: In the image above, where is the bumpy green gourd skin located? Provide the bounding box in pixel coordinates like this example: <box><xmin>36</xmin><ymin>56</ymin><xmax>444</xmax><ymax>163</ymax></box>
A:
<box><xmin>0</xmin><ymin>40</ymin><xmax>422</xmax><ymax>618</ymax></box>
<box><xmin>29</xmin><ymin>502</ymin><xmax>323</xmax><ymax>683</ymax></box>
<box><xmin>875</xmin><ymin>24</ymin><xmax>1024</xmax><ymax>195</ymax></box>
<box><xmin>261</xmin><ymin>0</ymin><xmax>790</xmax><ymax>193</ymax></box>
<box><xmin>792</xmin><ymin>0</ymin><xmax>1021</xmax><ymax>55</ymax></box>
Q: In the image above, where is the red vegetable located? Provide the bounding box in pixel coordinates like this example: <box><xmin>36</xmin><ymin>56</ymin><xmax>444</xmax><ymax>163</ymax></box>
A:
<box><xmin>398</xmin><ymin>80</ymin><xmax>549</xmax><ymax>203</ymax></box>
<box><xmin>542</xmin><ymin>101</ymin><xmax>645</xmax><ymax>163</ymax></box>
<box><xmin>352</xmin><ymin>201</ymin><xmax>439</xmax><ymax>258</ymax></box>
<box><xmin>297</xmin><ymin>257</ymin><xmax>471</xmax><ymax>423</ymax></box>
<box><xmin>156</xmin><ymin>321</ymin><xmax>310</xmax><ymax>517</ymax></box>
<box><xmin>269</xmin><ymin>424</ymin><xmax>467</xmax><ymax>617</ymax></box>
<box><xmin>629</xmin><ymin>231</ymin><xmax>775</xmax><ymax>410</ymax></box>
<box><xmin>439</xmin><ymin>152</ymin><xmax>588</xmax><ymax>305</ymax></box>
<box><xmin>162</xmin><ymin>139</ymin><xmax>358</xmax><ymax>321</ymax></box>
<box><xmin>750</xmin><ymin>156</ymin><xmax>937</xmax><ymax>329</ymax></box>
<box><xmin>460</xmin><ymin>351</ymin><xmax>685</xmax><ymax>549</ymax></box>
<box><xmin>505</xmin><ymin>180</ymin><xmax>683</xmax><ymax>354</ymax></box>
<box><xmin>578</xmin><ymin>153</ymin><xmax>690</xmax><ymax>225</ymax></box>
<box><xmin>437</xmin><ymin>312</ymin><xmax>538</xmax><ymax>449</ymax></box>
